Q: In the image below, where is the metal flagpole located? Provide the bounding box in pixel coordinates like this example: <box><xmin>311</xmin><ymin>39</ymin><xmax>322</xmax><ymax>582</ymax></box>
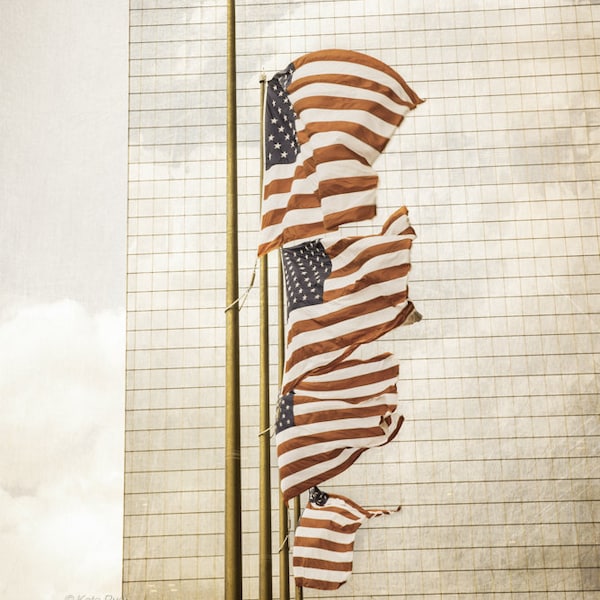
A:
<box><xmin>277</xmin><ymin>265</ymin><xmax>302</xmax><ymax>600</ymax></box>
<box><xmin>278</xmin><ymin>260</ymin><xmax>290</xmax><ymax>600</ymax></box>
<box><xmin>225</xmin><ymin>0</ymin><xmax>242</xmax><ymax>598</ymax></box>
<box><xmin>294</xmin><ymin>494</ymin><xmax>303</xmax><ymax>600</ymax></box>
<box><xmin>259</xmin><ymin>73</ymin><xmax>274</xmax><ymax>600</ymax></box>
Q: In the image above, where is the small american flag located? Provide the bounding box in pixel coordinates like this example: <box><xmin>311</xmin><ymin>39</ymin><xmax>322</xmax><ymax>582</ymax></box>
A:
<box><xmin>275</xmin><ymin>349</ymin><xmax>404</xmax><ymax>504</ymax></box>
<box><xmin>259</xmin><ymin>48</ymin><xmax>423</xmax><ymax>256</ymax></box>
<box><xmin>293</xmin><ymin>487</ymin><xmax>400</xmax><ymax>590</ymax></box>
<box><xmin>281</xmin><ymin>205</ymin><xmax>421</xmax><ymax>395</ymax></box>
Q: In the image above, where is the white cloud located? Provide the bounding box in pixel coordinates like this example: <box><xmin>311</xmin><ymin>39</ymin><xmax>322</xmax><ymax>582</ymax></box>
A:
<box><xmin>0</xmin><ymin>300</ymin><xmax>125</xmax><ymax>599</ymax></box>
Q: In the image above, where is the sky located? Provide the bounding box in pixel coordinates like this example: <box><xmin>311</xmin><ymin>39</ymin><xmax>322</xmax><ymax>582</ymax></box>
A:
<box><xmin>0</xmin><ymin>2</ymin><xmax>128</xmax><ymax>597</ymax></box>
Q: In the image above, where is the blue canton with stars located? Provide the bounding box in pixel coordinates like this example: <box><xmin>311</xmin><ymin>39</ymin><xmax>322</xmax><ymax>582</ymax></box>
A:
<box><xmin>282</xmin><ymin>240</ymin><xmax>332</xmax><ymax>316</ymax></box>
<box><xmin>265</xmin><ymin>64</ymin><xmax>299</xmax><ymax>170</ymax></box>
<box><xmin>276</xmin><ymin>392</ymin><xmax>295</xmax><ymax>434</ymax></box>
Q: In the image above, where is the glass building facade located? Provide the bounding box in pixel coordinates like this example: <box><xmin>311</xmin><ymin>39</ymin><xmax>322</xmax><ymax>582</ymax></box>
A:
<box><xmin>124</xmin><ymin>1</ymin><xmax>600</xmax><ymax>598</ymax></box>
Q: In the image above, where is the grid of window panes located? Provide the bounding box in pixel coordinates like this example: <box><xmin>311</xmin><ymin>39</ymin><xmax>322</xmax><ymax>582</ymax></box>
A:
<box><xmin>124</xmin><ymin>1</ymin><xmax>600</xmax><ymax>598</ymax></box>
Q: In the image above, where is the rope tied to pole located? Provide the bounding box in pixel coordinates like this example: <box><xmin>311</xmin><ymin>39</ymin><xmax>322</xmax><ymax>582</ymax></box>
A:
<box><xmin>224</xmin><ymin>255</ymin><xmax>259</xmax><ymax>313</ymax></box>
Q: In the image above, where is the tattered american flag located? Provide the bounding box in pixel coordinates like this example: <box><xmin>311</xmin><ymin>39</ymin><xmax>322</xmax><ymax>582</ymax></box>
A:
<box><xmin>293</xmin><ymin>487</ymin><xmax>400</xmax><ymax>590</ymax></box>
<box><xmin>259</xmin><ymin>48</ymin><xmax>423</xmax><ymax>256</ymax></box>
<box><xmin>280</xmin><ymin>205</ymin><xmax>421</xmax><ymax>395</ymax></box>
<box><xmin>276</xmin><ymin>349</ymin><xmax>403</xmax><ymax>504</ymax></box>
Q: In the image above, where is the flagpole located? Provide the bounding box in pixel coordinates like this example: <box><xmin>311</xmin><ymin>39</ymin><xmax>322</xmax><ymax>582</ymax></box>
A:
<box><xmin>294</xmin><ymin>494</ymin><xmax>303</xmax><ymax>600</ymax></box>
<box><xmin>225</xmin><ymin>0</ymin><xmax>242</xmax><ymax>598</ymax></box>
<box><xmin>259</xmin><ymin>73</ymin><xmax>274</xmax><ymax>600</ymax></box>
<box><xmin>278</xmin><ymin>259</ymin><xmax>290</xmax><ymax>600</ymax></box>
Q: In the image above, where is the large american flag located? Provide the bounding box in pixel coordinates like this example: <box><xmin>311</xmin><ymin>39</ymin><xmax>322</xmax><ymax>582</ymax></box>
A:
<box><xmin>275</xmin><ymin>349</ymin><xmax>404</xmax><ymax>504</ymax></box>
<box><xmin>293</xmin><ymin>487</ymin><xmax>400</xmax><ymax>590</ymax></box>
<box><xmin>259</xmin><ymin>48</ymin><xmax>423</xmax><ymax>256</ymax></box>
<box><xmin>280</xmin><ymin>205</ymin><xmax>421</xmax><ymax>395</ymax></box>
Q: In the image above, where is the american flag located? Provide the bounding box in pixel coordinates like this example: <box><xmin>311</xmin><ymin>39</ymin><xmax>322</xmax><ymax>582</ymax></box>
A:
<box><xmin>293</xmin><ymin>487</ymin><xmax>400</xmax><ymax>590</ymax></box>
<box><xmin>275</xmin><ymin>349</ymin><xmax>403</xmax><ymax>504</ymax></box>
<box><xmin>259</xmin><ymin>48</ymin><xmax>423</xmax><ymax>256</ymax></box>
<box><xmin>280</xmin><ymin>205</ymin><xmax>421</xmax><ymax>395</ymax></box>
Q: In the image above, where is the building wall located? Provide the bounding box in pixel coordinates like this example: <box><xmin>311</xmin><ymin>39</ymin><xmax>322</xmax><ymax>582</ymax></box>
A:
<box><xmin>124</xmin><ymin>1</ymin><xmax>600</xmax><ymax>598</ymax></box>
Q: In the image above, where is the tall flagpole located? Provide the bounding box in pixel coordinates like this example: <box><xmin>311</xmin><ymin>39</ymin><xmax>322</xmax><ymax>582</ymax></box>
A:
<box><xmin>259</xmin><ymin>73</ymin><xmax>274</xmax><ymax>600</ymax></box>
<box><xmin>225</xmin><ymin>0</ymin><xmax>242</xmax><ymax>598</ymax></box>
<box><xmin>295</xmin><ymin>493</ymin><xmax>303</xmax><ymax>600</ymax></box>
<box><xmin>278</xmin><ymin>261</ymin><xmax>290</xmax><ymax>600</ymax></box>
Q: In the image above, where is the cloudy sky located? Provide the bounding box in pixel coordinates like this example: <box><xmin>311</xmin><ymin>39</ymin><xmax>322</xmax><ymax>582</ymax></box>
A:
<box><xmin>1</xmin><ymin>2</ymin><xmax>128</xmax><ymax>597</ymax></box>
